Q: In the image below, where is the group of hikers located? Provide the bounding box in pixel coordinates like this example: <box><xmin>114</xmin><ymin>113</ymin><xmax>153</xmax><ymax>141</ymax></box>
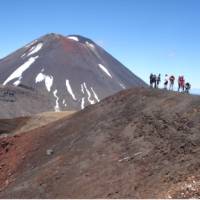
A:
<box><xmin>149</xmin><ymin>73</ymin><xmax>191</xmax><ymax>93</ymax></box>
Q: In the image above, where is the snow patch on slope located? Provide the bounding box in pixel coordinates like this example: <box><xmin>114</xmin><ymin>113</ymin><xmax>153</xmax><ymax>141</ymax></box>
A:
<box><xmin>25</xmin><ymin>40</ymin><xmax>37</xmax><ymax>48</ymax></box>
<box><xmin>98</xmin><ymin>64</ymin><xmax>112</xmax><ymax>78</ymax></box>
<box><xmin>83</xmin><ymin>82</ymin><xmax>95</xmax><ymax>105</ymax></box>
<box><xmin>81</xmin><ymin>97</ymin><xmax>85</xmax><ymax>110</ymax></box>
<box><xmin>80</xmin><ymin>84</ymin><xmax>85</xmax><ymax>109</ymax></box>
<box><xmin>27</xmin><ymin>43</ymin><xmax>43</xmax><ymax>57</ymax></box>
<box><xmin>91</xmin><ymin>87</ymin><xmax>100</xmax><ymax>102</ymax></box>
<box><xmin>67</xmin><ymin>36</ymin><xmax>79</xmax><ymax>42</ymax></box>
<box><xmin>119</xmin><ymin>83</ymin><xmax>126</xmax><ymax>89</ymax></box>
<box><xmin>81</xmin><ymin>84</ymin><xmax>84</xmax><ymax>94</ymax></box>
<box><xmin>66</xmin><ymin>79</ymin><xmax>77</xmax><ymax>100</ymax></box>
<box><xmin>35</xmin><ymin>69</ymin><xmax>53</xmax><ymax>92</ymax></box>
<box><xmin>53</xmin><ymin>89</ymin><xmax>60</xmax><ymax>112</ymax></box>
<box><xmin>62</xmin><ymin>99</ymin><xmax>67</xmax><ymax>107</ymax></box>
<box><xmin>13</xmin><ymin>80</ymin><xmax>21</xmax><ymax>86</ymax></box>
<box><xmin>85</xmin><ymin>41</ymin><xmax>95</xmax><ymax>49</ymax></box>
<box><xmin>3</xmin><ymin>56</ymin><xmax>39</xmax><ymax>86</ymax></box>
<box><xmin>21</xmin><ymin>53</ymin><xmax>26</xmax><ymax>58</ymax></box>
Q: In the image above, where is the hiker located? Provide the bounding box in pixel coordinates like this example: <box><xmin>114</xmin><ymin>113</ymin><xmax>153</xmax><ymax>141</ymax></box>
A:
<box><xmin>149</xmin><ymin>73</ymin><xmax>153</xmax><ymax>87</ymax></box>
<box><xmin>178</xmin><ymin>76</ymin><xmax>185</xmax><ymax>92</ymax></box>
<box><xmin>164</xmin><ymin>74</ymin><xmax>169</xmax><ymax>89</ymax></box>
<box><xmin>157</xmin><ymin>74</ymin><xmax>161</xmax><ymax>88</ymax></box>
<box><xmin>185</xmin><ymin>82</ymin><xmax>191</xmax><ymax>93</ymax></box>
<box><xmin>152</xmin><ymin>74</ymin><xmax>157</xmax><ymax>88</ymax></box>
<box><xmin>169</xmin><ymin>75</ymin><xmax>175</xmax><ymax>90</ymax></box>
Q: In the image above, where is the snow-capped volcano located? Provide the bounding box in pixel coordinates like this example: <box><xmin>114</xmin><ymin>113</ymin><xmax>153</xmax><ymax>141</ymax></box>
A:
<box><xmin>0</xmin><ymin>33</ymin><xmax>146</xmax><ymax>112</ymax></box>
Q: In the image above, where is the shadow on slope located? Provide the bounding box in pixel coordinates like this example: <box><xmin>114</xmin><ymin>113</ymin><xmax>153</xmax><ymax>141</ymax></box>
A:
<box><xmin>0</xmin><ymin>111</ymin><xmax>75</xmax><ymax>138</ymax></box>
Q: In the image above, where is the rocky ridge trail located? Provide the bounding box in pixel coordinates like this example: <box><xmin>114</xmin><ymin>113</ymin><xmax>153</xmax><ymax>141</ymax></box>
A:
<box><xmin>0</xmin><ymin>88</ymin><xmax>200</xmax><ymax>198</ymax></box>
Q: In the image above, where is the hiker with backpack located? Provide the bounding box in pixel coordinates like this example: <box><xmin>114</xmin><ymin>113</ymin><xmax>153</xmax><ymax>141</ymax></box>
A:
<box><xmin>149</xmin><ymin>73</ymin><xmax>154</xmax><ymax>87</ymax></box>
<box><xmin>178</xmin><ymin>76</ymin><xmax>185</xmax><ymax>92</ymax></box>
<box><xmin>164</xmin><ymin>74</ymin><xmax>169</xmax><ymax>89</ymax></box>
<box><xmin>157</xmin><ymin>74</ymin><xmax>161</xmax><ymax>88</ymax></box>
<box><xmin>152</xmin><ymin>74</ymin><xmax>157</xmax><ymax>88</ymax></box>
<box><xmin>169</xmin><ymin>75</ymin><xmax>175</xmax><ymax>91</ymax></box>
<box><xmin>185</xmin><ymin>82</ymin><xmax>191</xmax><ymax>93</ymax></box>
<box><xmin>149</xmin><ymin>73</ymin><xmax>157</xmax><ymax>88</ymax></box>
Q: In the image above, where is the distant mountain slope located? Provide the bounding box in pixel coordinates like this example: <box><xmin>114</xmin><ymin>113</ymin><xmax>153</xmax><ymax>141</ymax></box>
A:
<box><xmin>0</xmin><ymin>33</ymin><xmax>146</xmax><ymax>114</ymax></box>
<box><xmin>1</xmin><ymin>88</ymin><xmax>200</xmax><ymax>198</ymax></box>
<box><xmin>0</xmin><ymin>85</ymin><xmax>53</xmax><ymax>118</ymax></box>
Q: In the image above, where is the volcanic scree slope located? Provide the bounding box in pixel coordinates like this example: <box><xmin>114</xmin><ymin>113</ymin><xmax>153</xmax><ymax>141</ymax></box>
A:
<box><xmin>0</xmin><ymin>33</ymin><xmax>146</xmax><ymax>116</ymax></box>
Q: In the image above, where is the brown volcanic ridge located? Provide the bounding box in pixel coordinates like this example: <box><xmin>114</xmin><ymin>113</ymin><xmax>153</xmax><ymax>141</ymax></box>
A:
<box><xmin>1</xmin><ymin>87</ymin><xmax>200</xmax><ymax>198</ymax></box>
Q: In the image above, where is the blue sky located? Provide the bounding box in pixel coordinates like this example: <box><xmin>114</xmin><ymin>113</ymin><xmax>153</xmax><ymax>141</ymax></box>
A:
<box><xmin>1</xmin><ymin>0</ymin><xmax>200</xmax><ymax>88</ymax></box>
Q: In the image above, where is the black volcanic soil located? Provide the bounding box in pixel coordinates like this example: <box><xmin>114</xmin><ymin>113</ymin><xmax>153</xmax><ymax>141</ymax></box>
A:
<box><xmin>1</xmin><ymin>88</ymin><xmax>200</xmax><ymax>198</ymax></box>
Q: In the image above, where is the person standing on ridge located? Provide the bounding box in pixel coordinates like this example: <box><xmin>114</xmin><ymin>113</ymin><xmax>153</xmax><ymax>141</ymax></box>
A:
<box><xmin>152</xmin><ymin>74</ymin><xmax>157</xmax><ymax>88</ymax></box>
<box><xmin>178</xmin><ymin>76</ymin><xmax>185</xmax><ymax>92</ymax></box>
<box><xmin>178</xmin><ymin>76</ymin><xmax>181</xmax><ymax>91</ymax></box>
<box><xmin>169</xmin><ymin>75</ymin><xmax>175</xmax><ymax>90</ymax></box>
<box><xmin>150</xmin><ymin>73</ymin><xmax>153</xmax><ymax>87</ymax></box>
<box><xmin>157</xmin><ymin>74</ymin><xmax>161</xmax><ymax>88</ymax></box>
<box><xmin>182</xmin><ymin>76</ymin><xmax>185</xmax><ymax>91</ymax></box>
<box><xmin>185</xmin><ymin>82</ymin><xmax>191</xmax><ymax>93</ymax></box>
<box><xmin>164</xmin><ymin>74</ymin><xmax>169</xmax><ymax>89</ymax></box>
